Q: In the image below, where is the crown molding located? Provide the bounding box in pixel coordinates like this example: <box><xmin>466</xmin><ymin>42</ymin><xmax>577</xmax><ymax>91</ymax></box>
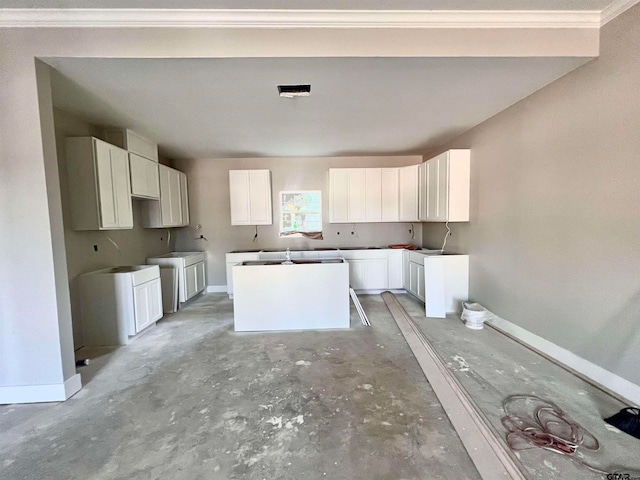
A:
<box><xmin>601</xmin><ymin>0</ymin><xmax>640</xmax><ymax>25</ymax></box>
<box><xmin>0</xmin><ymin>8</ymin><xmax>603</xmax><ymax>29</ymax></box>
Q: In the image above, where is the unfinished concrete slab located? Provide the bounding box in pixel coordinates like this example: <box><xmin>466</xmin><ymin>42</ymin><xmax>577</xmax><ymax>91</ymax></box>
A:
<box><xmin>0</xmin><ymin>293</ymin><xmax>480</xmax><ymax>480</ymax></box>
<box><xmin>395</xmin><ymin>294</ymin><xmax>640</xmax><ymax>480</ymax></box>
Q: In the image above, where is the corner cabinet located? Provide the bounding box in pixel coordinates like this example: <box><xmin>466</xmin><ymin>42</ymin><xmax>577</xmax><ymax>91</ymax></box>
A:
<box><xmin>420</xmin><ymin>149</ymin><xmax>470</xmax><ymax>222</ymax></box>
<box><xmin>141</xmin><ymin>165</ymin><xmax>190</xmax><ymax>228</ymax></box>
<box><xmin>65</xmin><ymin>137</ymin><xmax>133</xmax><ymax>230</ymax></box>
<box><xmin>229</xmin><ymin>170</ymin><xmax>272</xmax><ymax>225</ymax></box>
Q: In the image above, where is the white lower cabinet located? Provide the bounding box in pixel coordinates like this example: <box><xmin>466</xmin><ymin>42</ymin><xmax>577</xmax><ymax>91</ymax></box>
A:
<box><xmin>348</xmin><ymin>259</ymin><xmax>388</xmax><ymax>290</ymax></box>
<box><xmin>79</xmin><ymin>265</ymin><xmax>163</xmax><ymax>346</ymax></box>
<box><xmin>147</xmin><ymin>252</ymin><xmax>206</xmax><ymax>304</ymax></box>
<box><xmin>402</xmin><ymin>250</ymin><xmax>469</xmax><ymax>318</ymax></box>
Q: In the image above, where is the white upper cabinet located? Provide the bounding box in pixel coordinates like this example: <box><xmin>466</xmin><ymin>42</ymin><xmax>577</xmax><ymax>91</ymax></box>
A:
<box><xmin>399</xmin><ymin>164</ymin><xmax>419</xmax><ymax>222</ymax></box>
<box><xmin>129</xmin><ymin>153</ymin><xmax>160</xmax><ymax>199</ymax></box>
<box><xmin>65</xmin><ymin>137</ymin><xmax>133</xmax><ymax>230</ymax></box>
<box><xmin>329</xmin><ymin>168</ymin><xmax>368</xmax><ymax>223</ymax></box>
<box><xmin>422</xmin><ymin>149</ymin><xmax>470</xmax><ymax>222</ymax></box>
<box><xmin>104</xmin><ymin>128</ymin><xmax>159</xmax><ymax>162</ymax></box>
<box><xmin>105</xmin><ymin>128</ymin><xmax>160</xmax><ymax>200</ymax></box>
<box><xmin>142</xmin><ymin>165</ymin><xmax>189</xmax><ymax>228</ymax></box>
<box><xmin>381</xmin><ymin>168</ymin><xmax>400</xmax><ymax>222</ymax></box>
<box><xmin>330</xmin><ymin>166</ymin><xmax>410</xmax><ymax>223</ymax></box>
<box><xmin>229</xmin><ymin>170</ymin><xmax>273</xmax><ymax>225</ymax></box>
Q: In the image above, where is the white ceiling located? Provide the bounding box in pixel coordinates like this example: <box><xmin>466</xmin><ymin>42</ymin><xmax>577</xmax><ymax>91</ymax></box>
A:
<box><xmin>48</xmin><ymin>56</ymin><xmax>591</xmax><ymax>159</ymax></box>
<box><xmin>34</xmin><ymin>0</ymin><xmax>626</xmax><ymax>159</ymax></box>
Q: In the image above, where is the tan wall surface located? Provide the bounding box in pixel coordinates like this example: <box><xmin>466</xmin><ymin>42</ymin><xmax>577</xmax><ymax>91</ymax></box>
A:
<box><xmin>422</xmin><ymin>5</ymin><xmax>640</xmax><ymax>385</ymax></box>
<box><xmin>174</xmin><ymin>156</ymin><xmax>423</xmax><ymax>286</ymax></box>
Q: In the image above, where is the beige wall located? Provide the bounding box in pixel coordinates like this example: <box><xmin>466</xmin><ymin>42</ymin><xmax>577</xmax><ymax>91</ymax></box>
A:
<box><xmin>54</xmin><ymin>109</ymin><xmax>174</xmax><ymax>348</ymax></box>
<box><xmin>422</xmin><ymin>4</ymin><xmax>640</xmax><ymax>385</ymax></box>
<box><xmin>174</xmin><ymin>156</ymin><xmax>422</xmax><ymax>286</ymax></box>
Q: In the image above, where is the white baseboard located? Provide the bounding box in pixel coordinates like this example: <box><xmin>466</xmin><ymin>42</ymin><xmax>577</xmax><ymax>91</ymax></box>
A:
<box><xmin>0</xmin><ymin>373</ymin><xmax>82</xmax><ymax>404</ymax></box>
<box><xmin>206</xmin><ymin>285</ymin><xmax>227</xmax><ymax>293</ymax></box>
<box><xmin>487</xmin><ymin>315</ymin><xmax>640</xmax><ymax>406</ymax></box>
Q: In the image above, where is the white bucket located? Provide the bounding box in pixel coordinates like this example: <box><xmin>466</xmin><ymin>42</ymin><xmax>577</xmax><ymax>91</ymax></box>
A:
<box><xmin>461</xmin><ymin>302</ymin><xmax>488</xmax><ymax>330</ymax></box>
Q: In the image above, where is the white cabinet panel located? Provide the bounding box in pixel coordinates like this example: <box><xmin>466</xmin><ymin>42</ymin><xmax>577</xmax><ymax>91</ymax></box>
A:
<box><xmin>387</xmin><ymin>249</ymin><xmax>404</xmax><ymax>289</ymax></box>
<box><xmin>347</xmin><ymin>258</ymin><xmax>387</xmax><ymax>290</ymax></box>
<box><xmin>348</xmin><ymin>169</ymin><xmax>366</xmax><ymax>222</ymax></box>
<box><xmin>365</xmin><ymin>169</ymin><xmax>382</xmax><ymax>222</ymax></box>
<box><xmin>422</xmin><ymin>149</ymin><xmax>470</xmax><ymax>222</ymax></box>
<box><xmin>229</xmin><ymin>170</ymin><xmax>272</xmax><ymax>225</ymax></box>
<box><xmin>66</xmin><ymin>136</ymin><xmax>133</xmax><ymax>231</ymax></box>
<box><xmin>142</xmin><ymin>165</ymin><xmax>189</xmax><ymax>228</ymax></box>
<box><xmin>179</xmin><ymin>171</ymin><xmax>189</xmax><ymax>226</ymax></box>
<box><xmin>330</xmin><ymin>167</ymin><xmax>407</xmax><ymax>223</ymax></box>
<box><xmin>134</xmin><ymin>278</ymin><xmax>162</xmax><ymax>333</ymax></box>
<box><xmin>129</xmin><ymin>153</ymin><xmax>160</xmax><ymax>199</ymax></box>
<box><xmin>399</xmin><ymin>164</ymin><xmax>419</xmax><ymax>222</ymax></box>
<box><xmin>248</xmin><ymin>170</ymin><xmax>272</xmax><ymax>224</ymax></box>
<box><xmin>105</xmin><ymin>128</ymin><xmax>158</xmax><ymax>162</ymax></box>
<box><xmin>381</xmin><ymin>168</ymin><xmax>399</xmax><ymax>222</ymax></box>
<box><xmin>329</xmin><ymin>169</ymin><xmax>349</xmax><ymax>223</ymax></box>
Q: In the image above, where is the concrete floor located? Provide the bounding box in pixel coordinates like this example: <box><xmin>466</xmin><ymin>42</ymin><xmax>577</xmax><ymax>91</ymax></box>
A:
<box><xmin>0</xmin><ymin>293</ymin><xmax>481</xmax><ymax>480</ymax></box>
<box><xmin>396</xmin><ymin>295</ymin><xmax>640</xmax><ymax>480</ymax></box>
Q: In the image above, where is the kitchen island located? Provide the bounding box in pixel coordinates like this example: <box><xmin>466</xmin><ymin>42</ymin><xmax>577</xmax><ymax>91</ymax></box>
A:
<box><xmin>232</xmin><ymin>258</ymin><xmax>350</xmax><ymax>332</ymax></box>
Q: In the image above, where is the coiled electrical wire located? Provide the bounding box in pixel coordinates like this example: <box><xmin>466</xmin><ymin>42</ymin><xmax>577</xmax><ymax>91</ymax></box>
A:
<box><xmin>501</xmin><ymin>394</ymin><xmax>623</xmax><ymax>475</ymax></box>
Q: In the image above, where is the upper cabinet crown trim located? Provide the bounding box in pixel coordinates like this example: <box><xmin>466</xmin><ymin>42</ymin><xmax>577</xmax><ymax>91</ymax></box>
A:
<box><xmin>0</xmin><ymin>8</ymin><xmax>607</xmax><ymax>29</ymax></box>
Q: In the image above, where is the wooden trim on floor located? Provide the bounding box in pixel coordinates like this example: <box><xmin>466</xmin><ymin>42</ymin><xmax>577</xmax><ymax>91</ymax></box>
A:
<box><xmin>381</xmin><ymin>292</ymin><xmax>530</xmax><ymax>480</ymax></box>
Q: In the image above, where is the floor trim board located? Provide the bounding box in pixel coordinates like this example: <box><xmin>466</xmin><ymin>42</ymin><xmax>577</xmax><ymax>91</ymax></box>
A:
<box><xmin>206</xmin><ymin>285</ymin><xmax>227</xmax><ymax>293</ymax></box>
<box><xmin>382</xmin><ymin>292</ymin><xmax>529</xmax><ymax>480</ymax></box>
<box><xmin>0</xmin><ymin>373</ymin><xmax>82</xmax><ymax>404</ymax></box>
<box><xmin>485</xmin><ymin>315</ymin><xmax>640</xmax><ymax>407</ymax></box>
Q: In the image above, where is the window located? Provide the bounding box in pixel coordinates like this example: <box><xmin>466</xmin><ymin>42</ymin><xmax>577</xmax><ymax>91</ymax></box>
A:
<box><xmin>279</xmin><ymin>191</ymin><xmax>322</xmax><ymax>238</ymax></box>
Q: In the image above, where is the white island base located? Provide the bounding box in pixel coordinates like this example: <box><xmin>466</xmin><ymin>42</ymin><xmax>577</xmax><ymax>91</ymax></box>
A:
<box><xmin>232</xmin><ymin>259</ymin><xmax>350</xmax><ymax>332</ymax></box>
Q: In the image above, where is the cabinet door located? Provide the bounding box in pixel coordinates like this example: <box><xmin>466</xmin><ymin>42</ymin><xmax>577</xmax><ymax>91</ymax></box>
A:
<box><xmin>409</xmin><ymin>261</ymin><xmax>424</xmax><ymax>300</ymax></box>
<box><xmin>348</xmin><ymin>169</ymin><xmax>366</xmax><ymax>222</ymax></box>
<box><xmin>129</xmin><ymin>153</ymin><xmax>160</xmax><ymax>199</ymax></box>
<box><xmin>159</xmin><ymin>165</ymin><xmax>182</xmax><ymax>227</ymax></box>
<box><xmin>416</xmin><ymin>263</ymin><xmax>425</xmax><ymax>301</ymax></box>
<box><xmin>418</xmin><ymin>162</ymin><xmax>428</xmax><ymax>221</ymax></box>
<box><xmin>195</xmin><ymin>261</ymin><xmax>206</xmax><ymax>293</ymax></box>
<box><xmin>402</xmin><ymin>250</ymin><xmax>411</xmax><ymax>291</ymax></box>
<box><xmin>399</xmin><ymin>164</ymin><xmax>419</xmax><ymax>222</ymax></box>
<box><xmin>426</xmin><ymin>153</ymin><xmax>449</xmax><ymax>222</ymax></box>
<box><xmin>95</xmin><ymin>140</ymin><xmax>118</xmax><ymax>229</ymax></box>
<box><xmin>229</xmin><ymin>170</ymin><xmax>251</xmax><ymax>225</ymax></box>
<box><xmin>111</xmin><ymin>147</ymin><xmax>133</xmax><ymax>228</ymax></box>
<box><xmin>364</xmin><ymin>168</ymin><xmax>382</xmax><ymax>222</ymax></box>
<box><xmin>329</xmin><ymin>169</ymin><xmax>349</xmax><ymax>223</ymax></box>
<box><xmin>179</xmin><ymin>171</ymin><xmax>189</xmax><ymax>226</ymax></box>
<box><xmin>248</xmin><ymin>170</ymin><xmax>272</xmax><ymax>225</ymax></box>
<box><xmin>348</xmin><ymin>259</ymin><xmax>387</xmax><ymax>290</ymax></box>
<box><xmin>381</xmin><ymin>168</ymin><xmax>399</xmax><ymax>222</ymax></box>
<box><xmin>387</xmin><ymin>249</ymin><xmax>403</xmax><ymax>289</ymax></box>
<box><xmin>348</xmin><ymin>260</ymin><xmax>367</xmax><ymax>290</ymax></box>
<box><xmin>133</xmin><ymin>278</ymin><xmax>162</xmax><ymax>333</ymax></box>
<box><xmin>185</xmin><ymin>264</ymin><xmax>197</xmax><ymax>300</ymax></box>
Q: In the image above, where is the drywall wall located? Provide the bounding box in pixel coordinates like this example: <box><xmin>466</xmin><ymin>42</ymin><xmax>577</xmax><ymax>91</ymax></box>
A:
<box><xmin>173</xmin><ymin>156</ymin><xmax>422</xmax><ymax>287</ymax></box>
<box><xmin>422</xmin><ymin>4</ymin><xmax>640</xmax><ymax>385</ymax></box>
<box><xmin>54</xmin><ymin>108</ymin><xmax>175</xmax><ymax>349</ymax></box>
